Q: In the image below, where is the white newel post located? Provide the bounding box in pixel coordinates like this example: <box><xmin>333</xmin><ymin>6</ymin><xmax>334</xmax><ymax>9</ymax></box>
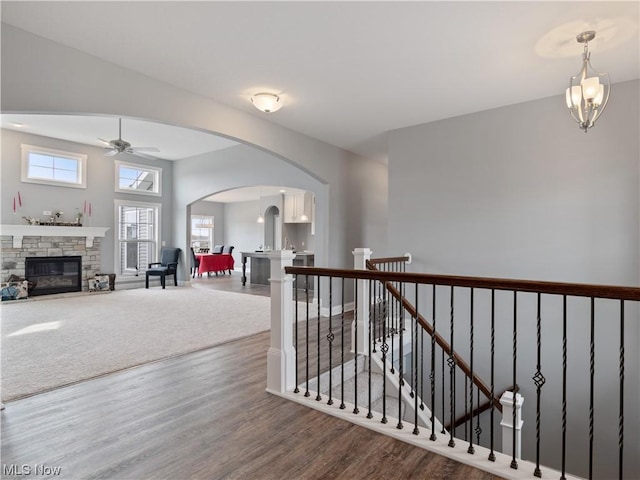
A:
<box><xmin>266</xmin><ymin>250</ymin><xmax>296</xmax><ymax>393</ymax></box>
<box><xmin>352</xmin><ymin>248</ymin><xmax>372</xmax><ymax>355</ymax></box>
<box><xmin>500</xmin><ymin>390</ymin><xmax>524</xmax><ymax>460</ymax></box>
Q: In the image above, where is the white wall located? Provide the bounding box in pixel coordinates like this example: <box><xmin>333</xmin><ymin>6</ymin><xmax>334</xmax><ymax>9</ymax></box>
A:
<box><xmin>388</xmin><ymin>80</ymin><xmax>640</xmax><ymax>479</ymax></box>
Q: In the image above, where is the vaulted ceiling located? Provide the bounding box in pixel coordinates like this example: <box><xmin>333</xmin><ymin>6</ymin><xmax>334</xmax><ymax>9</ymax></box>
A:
<box><xmin>2</xmin><ymin>1</ymin><xmax>638</xmax><ymax>162</ymax></box>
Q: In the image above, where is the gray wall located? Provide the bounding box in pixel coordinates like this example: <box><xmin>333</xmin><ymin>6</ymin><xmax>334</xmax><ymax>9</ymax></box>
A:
<box><xmin>1</xmin><ymin>24</ymin><xmax>373</xmax><ymax>293</ymax></box>
<box><xmin>1</xmin><ymin>128</ymin><xmax>174</xmax><ymax>277</ymax></box>
<box><xmin>388</xmin><ymin>80</ymin><xmax>640</xmax><ymax>479</ymax></box>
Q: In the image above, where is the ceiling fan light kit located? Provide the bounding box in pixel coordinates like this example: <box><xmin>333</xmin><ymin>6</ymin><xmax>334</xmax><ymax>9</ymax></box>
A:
<box><xmin>565</xmin><ymin>30</ymin><xmax>611</xmax><ymax>132</ymax></box>
<box><xmin>99</xmin><ymin>118</ymin><xmax>160</xmax><ymax>159</ymax></box>
<box><xmin>250</xmin><ymin>93</ymin><xmax>282</xmax><ymax>113</ymax></box>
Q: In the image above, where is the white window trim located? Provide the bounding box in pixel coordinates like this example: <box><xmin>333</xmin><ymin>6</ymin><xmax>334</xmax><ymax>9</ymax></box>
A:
<box><xmin>113</xmin><ymin>199</ymin><xmax>162</xmax><ymax>280</ymax></box>
<box><xmin>114</xmin><ymin>160</ymin><xmax>162</xmax><ymax>196</ymax></box>
<box><xmin>21</xmin><ymin>144</ymin><xmax>87</xmax><ymax>189</ymax></box>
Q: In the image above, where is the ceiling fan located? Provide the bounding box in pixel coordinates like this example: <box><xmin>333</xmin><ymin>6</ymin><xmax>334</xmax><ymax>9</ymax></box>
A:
<box><xmin>98</xmin><ymin>118</ymin><xmax>160</xmax><ymax>159</ymax></box>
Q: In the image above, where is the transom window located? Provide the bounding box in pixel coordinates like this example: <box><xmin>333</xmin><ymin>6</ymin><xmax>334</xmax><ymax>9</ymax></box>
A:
<box><xmin>115</xmin><ymin>160</ymin><xmax>162</xmax><ymax>196</ymax></box>
<box><xmin>21</xmin><ymin>144</ymin><xmax>87</xmax><ymax>188</ymax></box>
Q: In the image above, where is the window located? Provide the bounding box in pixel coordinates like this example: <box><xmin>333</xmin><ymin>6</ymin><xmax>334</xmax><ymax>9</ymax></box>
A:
<box><xmin>21</xmin><ymin>144</ymin><xmax>87</xmax><ymax>188</ymax></box>
<box><xmin>114</xmin><ymin>200</ymin><xmax>161</xmax><ymax>277</ymax></box>
<box><xmin>115</xmin><ymin>160</ymin><xmax>162</xmax><ymax>196</ymax></box>
<box><xmin>191</xmin><ymin>215</ymin><xmax>214</xmax><ymax>250</ymax></box>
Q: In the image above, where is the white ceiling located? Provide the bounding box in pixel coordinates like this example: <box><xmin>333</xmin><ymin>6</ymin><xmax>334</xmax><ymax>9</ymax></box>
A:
<box><xmin>1</xmin><ymin>1</ymin><xmax>639</xmax><ymax>163</ymax></box>
<box><xmin>208</xmin><ymin>186</ymin><xmax>307</xmax><ymax>204</ymax></box>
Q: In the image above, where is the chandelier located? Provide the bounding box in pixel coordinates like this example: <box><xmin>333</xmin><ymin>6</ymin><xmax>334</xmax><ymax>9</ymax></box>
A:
<box><xmin>565</xmin><ymin>31</ymin><xmax>610</xmax><ymax>132</ymax></box>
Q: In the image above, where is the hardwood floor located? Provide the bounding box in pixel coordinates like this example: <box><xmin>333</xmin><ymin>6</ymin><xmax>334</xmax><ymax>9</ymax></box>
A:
<box><xmin>191</xmin><ymin>269</ymin><xmax>270</xmax><ymax>297</ymax></box>
<box><xmin>0</xmin><ymin>331</ymin><xmax>503</xmax><ymax>480</ymax></box>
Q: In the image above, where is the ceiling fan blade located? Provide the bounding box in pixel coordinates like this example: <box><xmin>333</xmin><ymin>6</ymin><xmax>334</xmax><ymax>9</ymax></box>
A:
<box><xmin>130</xmin><ymin>147</ymin><xmax>160</xmax><ymax>152</ymax></box>
<box><xmin>104</xmin><ymin>149</ymin><xmax>119</xmax><ymax>157</ymax></box>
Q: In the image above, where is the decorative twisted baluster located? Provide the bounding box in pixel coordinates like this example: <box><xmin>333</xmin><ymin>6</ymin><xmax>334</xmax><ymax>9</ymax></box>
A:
<box><xmin>475</xmin><ymin>385</ymin><xmax>482</xmax><ymax>446</ymax></box>
<box><xmin>560</xmin><ymin>295</ymin><xmax>567</xmax><ymax>480</ymax></box>
<box><xmin>413</xmin><ymin>283</ymin><xmax>420</xmax><ymax>435</ymax></box>
<box><xmin>430</xmin><ymin>284</ymin><xmax>437</xmax><ymax>442</ymax></box>
<box><xmin>468</xmin><ymin>288</ymin><xmax>475</xmax><ymax>455</ymax></box>
<box><xmin>533</xmin><ymin>293</ymin><xmax>545</xmax><ymax>478</ymax></box>
<box><xmin>340</xmin><ymin>279</ymin><xmax>346</xmax><ymax>410</ymax></box>
<box><xmin>448</xmin><ymin>287</ymin><xmax>456</xmax><ymax>448</ymax></box>
<box><xmin>294</xmin><ymin>275</ymin><xmax>299</xmax><ymax>394</ymax></box>
<box><xmin>327</xmin><ymin>277</ymin><xmax>334</xmax><ymax>406</ymax></box>
<box><xmin>368</xmin><ymin>279</ymin><xmax>374</xmax><ymax>419</ymax></box>
<box><xmin>619</xmin><ymin>300</ymin><xmax>624</xmax><ymax>480</ymax></box>
<box><xmin>588</xmin><ymin>296</ymin><xmax>594</xmax><ymax>480</ymax></box>
<box><xmin>353</xmin><ymin>280</ymin><xmax>359</xmax><ymax>414</ymax></box>
<box><xmin>397</xmin><ymin>282</ymin><xmax>404</xmax><ymax>430</ymax></box>
<box><xmin>315</xmin><ymin>277</ymin><xmax>322</xmax><ymax>402</ymax></box>
<box><xmin>488</xmin><ymin>289</ymin><xmax>496</xmax><ymax>462</ymax></box>
<box><xmin>510</xmin><ymin>291</ymin><xmax>518</xmax><ymax>470</ymax></box>
<box><xmin>304</xmin><ymin>276</ymin><xmax>310</xmax><ymax>398</ymax></box>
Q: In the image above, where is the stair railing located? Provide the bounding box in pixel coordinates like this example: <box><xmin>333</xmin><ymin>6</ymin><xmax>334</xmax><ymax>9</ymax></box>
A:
<box><xmin>266</xmin><ymin>250</ymin><xmax>639</xmax><ymax>480</ymax></box>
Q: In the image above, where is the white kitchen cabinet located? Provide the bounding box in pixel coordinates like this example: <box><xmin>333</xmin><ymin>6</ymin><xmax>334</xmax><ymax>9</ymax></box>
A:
<box><xmin>284</xmin><ymin>192</ymin><xmax>313</xmax><ymax>223</ymax></box>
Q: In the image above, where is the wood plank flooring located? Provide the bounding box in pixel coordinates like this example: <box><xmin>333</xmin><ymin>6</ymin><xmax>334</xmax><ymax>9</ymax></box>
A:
<box><xmin>1</xmin><ymin>330</ymin><xmax>504</xmax><ymax>480</ymax></box>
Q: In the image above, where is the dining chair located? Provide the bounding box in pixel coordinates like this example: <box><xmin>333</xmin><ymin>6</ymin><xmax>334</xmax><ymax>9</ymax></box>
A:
<box><xmin>190</xmin><ymin>247</ymin><xmax>200</xmax><ymax>278</ymax></box>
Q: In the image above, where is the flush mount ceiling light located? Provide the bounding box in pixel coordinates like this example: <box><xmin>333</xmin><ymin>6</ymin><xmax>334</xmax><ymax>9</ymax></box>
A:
<box><xmin>565</xmin><ymin>31</ymin><xmax>611</xmax><ymax>133</ymax></box>
<box><xmin>250</xmin><ymin>93</ymin><xmax>283</xmax><ymax>113</ymax></box>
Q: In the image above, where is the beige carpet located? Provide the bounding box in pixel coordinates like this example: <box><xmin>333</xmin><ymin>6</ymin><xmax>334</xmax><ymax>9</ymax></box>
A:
<box><xmin>1</xmin><ymin>286</ymin><xmax>271</xmax><ymax>401</ymax></box>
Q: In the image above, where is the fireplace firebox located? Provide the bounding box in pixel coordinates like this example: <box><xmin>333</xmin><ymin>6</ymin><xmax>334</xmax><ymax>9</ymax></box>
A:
<box><xmin>25</xmin><ymin>256</ymin><xmax>82</xmax><ymax>296</ymax></box>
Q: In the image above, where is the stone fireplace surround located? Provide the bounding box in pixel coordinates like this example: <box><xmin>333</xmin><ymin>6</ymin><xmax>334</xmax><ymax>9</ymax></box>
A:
<box><xmin>1</xmin><ymin>226</ymin><xmax>109</xmax><ymax>293</ymax></box>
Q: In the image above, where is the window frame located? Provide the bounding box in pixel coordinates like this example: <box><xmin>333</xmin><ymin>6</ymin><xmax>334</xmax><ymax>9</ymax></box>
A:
<box><xmin>190</xmin><ymin>215</ymin><xmax>214</xmax><ymax>250</ymax></box>
<box><xmin>21</xmin><ymin>144</ymin><xmax>87</xmax><ymax>189</ymax></box>
<box><xmin>114</xmin><ymin>199</ymin><xmax>162</xmax><ymax>279</ymax></box>
<box><xmin>114</xmin><ymin>160</ymin><xmax>162</xmax><ymax>196</ymax></box>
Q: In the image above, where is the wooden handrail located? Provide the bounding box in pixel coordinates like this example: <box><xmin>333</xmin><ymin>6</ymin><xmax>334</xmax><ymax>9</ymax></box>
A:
<box><xmin>444</xmin><ymin>386</ymin><xmax>516</xmax><ymax>431</ymax></box>
<box><xmin>368</xmin><ymin>255</ymin><xmax>410</xmax><ymax>265</ymax></box>
<box><xmin>284</xmin><ymin>266</ymin><xmax>640</xmax><ymax>301</ymax></box>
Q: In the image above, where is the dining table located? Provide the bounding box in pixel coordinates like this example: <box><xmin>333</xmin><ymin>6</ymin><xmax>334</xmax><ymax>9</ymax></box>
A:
<box><xmin>195</xmin><ymin>253</ymin><xmax>234</xmax><ymax>276</ymax></box>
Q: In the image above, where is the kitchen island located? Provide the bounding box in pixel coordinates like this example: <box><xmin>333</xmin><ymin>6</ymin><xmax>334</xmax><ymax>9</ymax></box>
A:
<box><xmin>241</xmin><ymin>251</ymin><xmax>314</xmax><ymax>286</ymax></box>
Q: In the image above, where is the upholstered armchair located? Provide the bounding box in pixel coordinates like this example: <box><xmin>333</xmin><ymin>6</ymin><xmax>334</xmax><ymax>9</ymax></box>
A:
<box><xmin>145</xmin><ymin>247</ymin><xmax>181</xmax><ymax>289</ymax></box>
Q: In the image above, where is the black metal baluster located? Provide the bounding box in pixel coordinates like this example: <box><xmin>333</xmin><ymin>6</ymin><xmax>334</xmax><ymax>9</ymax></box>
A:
<box><xmin>381</xmin><ymin>280</ymin><xmax>389</xmax><ymax>424</ymax></box>
<box><xmin>413</xmin><ymin>283</ymin><xmax>420</xmax><ymax>435</ymax></box>
<box><xmin>468</xmin><ymin>288</ymin><xmax>475</xmax><ymax>454</ymax></box>
<box><xmin>448</xmin><ymin>286</ymin><xmax>456</xmax><ymax>448</ymax></box>
<box><xmin>430</xmin><ymin>284</ymin><xmax>437</xmax><ymax>441</ymax></box>
<box><xmin>391</xmin><ymin>274</ymin><xmax>396</xmax><ymax>375</ymax></box>
<box><xmin>305</xmin><ymin>275</ymin><xmax>310</xmax><ymax>397</ymax></box>
<box><xmin>294</xmin><ymin>274</ymin><xmax>300</xmax><ymax>394</ymax></box>
<box><xmin>420</xmin><ymin>318</ymin><xmax>425</xmax><ymax>411</ymax></box>
<box><xmin>441</xmin><ymin>347</ymin><xmax>446</xmax><ymax>435</ymax></box>
<box><xmin>619</xmin><ymin>300</ymin><xmax>625</xmax><ymax>480</ymax></box>
<box><xmin>410</xmin><ymin>285</ymin><xmax>415</xmax><ymax>399</ymax></box>
<box><xmin>511</xmin><ymin>291</ymin><xmax>518</xmax><ymax>470</ymax></box>
<box><xmin>475</xmin><ymin>385</ymin><xmax>482</xmax><ymax>446</ymax></box>
<box><xmin>340</xmin><ymin>279</ymin><xmax>346</xmax><ymax>410</ymax></box>
<box><xmin>533</xmin><ymin>293</ymin><xmax>545</xmax><ymax>477</ymax></box>
<box><xmin>327</xmin><ymin>276</ymin><xmax>334</xmax><ymax>406</ymax></box>
<box><xmin>397</xmin><ymin>280</ymin><xmax>404</xmax><ymax>430</ymax></box>
<box><xmin>464</xmin><ymin>376</ymin><xmax>468</xmax><ymax>442</ymax></box>
<box><xmin>316</xmin><ymin>276</ymin><xmax>322</xmax><ymax>402</ymax></box>
<box><xmin>367</xmin><ymin>279</ymin><xmax>373</xmax><ymax>419</ymax></box>
<box><xmin>353</xmin><ymin>280</ymin><xmax>359</xmax><ymax>415</ymax></box>
<box><xmin>588</xmin><ymin>297</ymin><xmax>594</xmax><ymax>480</ymax></box>
<box><xmin>560</xmin><ymin>295</ymin><xmax>567</xmax><ymax>480</ymax></box>
<box><xmin>489</xmin><ymin>289</ymin><xmax>496</xmax><ymax>462</ymax></box>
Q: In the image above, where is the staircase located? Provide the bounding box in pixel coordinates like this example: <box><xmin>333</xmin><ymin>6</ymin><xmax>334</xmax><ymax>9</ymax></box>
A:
<box><xmin>266</xmin><ymin>249</ymin><xmax>638</xmax><ymax>480</ymax></box>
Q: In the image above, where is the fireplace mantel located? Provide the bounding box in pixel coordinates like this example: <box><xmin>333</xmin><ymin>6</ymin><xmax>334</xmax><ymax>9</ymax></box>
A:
<box><xmin>0</xmin><ymin>225</ymin><xmax>110</xmax><ymax>248</ymax></box>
